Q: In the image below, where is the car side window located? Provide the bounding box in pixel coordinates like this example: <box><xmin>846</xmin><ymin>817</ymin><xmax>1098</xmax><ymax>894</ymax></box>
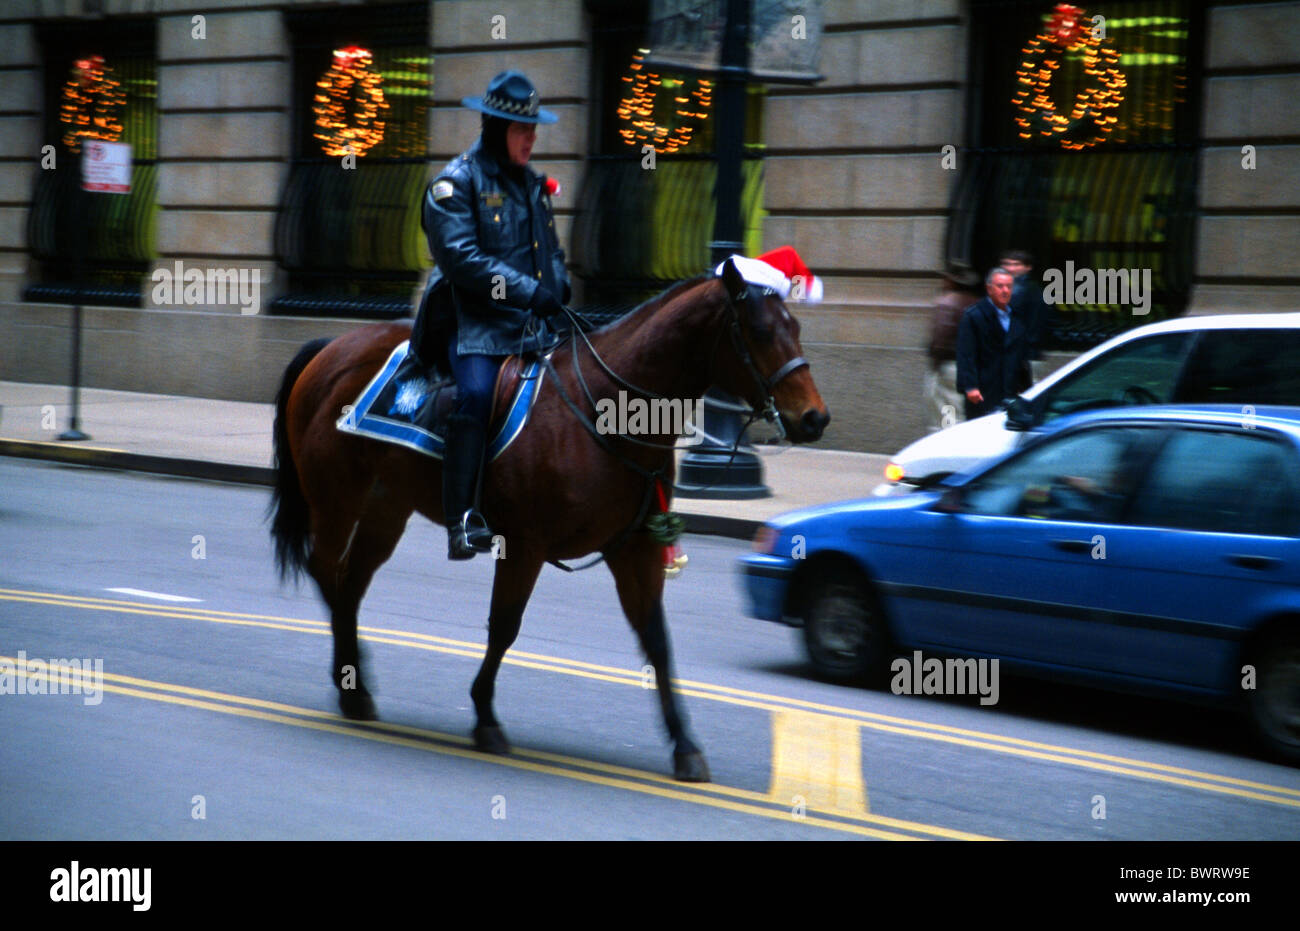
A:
<box><xmin>961</xmin><ymin>427</ymin><xmax>1149</xmax><ymax>521</ymax></box>
<box><xmin>1126</xmin><ymin>428</ymin><xmax>1300</xmax><ymax>536</ymax></box>
<box><xmin>1039</xmin><ymin>333</ymin><xmax>1193</xmax><ymax>424</ymax></box>
<box><xmin>1177</xmin><ymin>331</ymin><xmax>1300</xmax><ymax>405</ymax></box>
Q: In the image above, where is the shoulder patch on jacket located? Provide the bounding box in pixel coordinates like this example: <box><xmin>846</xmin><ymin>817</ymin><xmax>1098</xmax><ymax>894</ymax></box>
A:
<box><xmin>432</xmin><ymin>179</ymin><xmax>455</xmax><ymax>201</ymax></box>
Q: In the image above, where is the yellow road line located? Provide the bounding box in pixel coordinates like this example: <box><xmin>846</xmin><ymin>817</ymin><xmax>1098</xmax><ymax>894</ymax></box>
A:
<box><xmin>6</xmin><ymin>588</ymin><xmax>1300</xmax><ymax>808</ymax></box>
<box><xmin>0</xmin><ymin>593</ymin><xmax>332</xmax><ymax>638</ymax></box>
<box><xmin>2</xmin><ymin>656</ymin><xmax>989</xmax><ymax>839</ymax></box>
<box><xmin>0</xmin><ymin>437</ymin><xmax>127</xmax><ymax>453</ymax></box>
<box><xmin>770</xmin><ymin>710</ymin><xmax>869</xmax><ymax>815</ymax></box>
<box><xmin>3</xmin><ymin>659</ymin><xmax>950</xmax><ymax>840</ymax></box>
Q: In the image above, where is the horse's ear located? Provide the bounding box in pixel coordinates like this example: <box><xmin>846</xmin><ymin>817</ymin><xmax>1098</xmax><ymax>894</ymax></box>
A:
<box><xmin>719</xmin><ymin>257</ymin><xmax>746</xmax><ymax>301</ymax></box>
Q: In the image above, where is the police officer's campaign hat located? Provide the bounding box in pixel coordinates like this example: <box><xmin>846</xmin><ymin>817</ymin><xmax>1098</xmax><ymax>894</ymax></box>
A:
<box><xmin>462</xmin><ymin>71</ymin><xmax>557</xmax><ymax>124</ymax></box>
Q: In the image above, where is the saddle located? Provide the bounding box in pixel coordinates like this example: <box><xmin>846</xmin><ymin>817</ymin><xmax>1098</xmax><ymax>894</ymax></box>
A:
<box><xmin>491</xmin><ymin>355</ymin><xmax>525</xmax><ymax>423</ymax></box>
<box><xmin>411</xmin><ymin>353</ymin><xmax>524</xmax><ymax>426</ymax></box>
<box><xmin>335</xmin><ymin>341</ymin><xmax>543</xmax><ymax>462</ymax></box>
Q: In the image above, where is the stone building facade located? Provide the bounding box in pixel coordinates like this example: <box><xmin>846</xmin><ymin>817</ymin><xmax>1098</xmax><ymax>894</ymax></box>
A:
<box><xmin>1</xmin><ymin>0</ymin><xmax>1297</xmax><ymax>454</ymax></box>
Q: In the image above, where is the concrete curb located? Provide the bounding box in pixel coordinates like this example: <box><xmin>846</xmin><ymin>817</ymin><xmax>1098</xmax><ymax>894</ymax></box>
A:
<box><xmin>0</xmin><ymin>439</ymin><xmax>274</xmax><ymax>487</ymax></box>
<box><xmin>0</xmin><ymin>440</ymin><xmax>763</xmax><ymax>541</ymax></box>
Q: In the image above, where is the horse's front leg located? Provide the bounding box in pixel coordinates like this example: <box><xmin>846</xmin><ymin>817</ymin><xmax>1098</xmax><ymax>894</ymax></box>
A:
<box><xmin>470</xmin><ymin>546</ymin><xmax>544</xmax><ymax>754</ymax></box>
<box><xmin>608</xmin><ymin>536</ymin><xmax>710</xmax><ymax>782</ymax></box>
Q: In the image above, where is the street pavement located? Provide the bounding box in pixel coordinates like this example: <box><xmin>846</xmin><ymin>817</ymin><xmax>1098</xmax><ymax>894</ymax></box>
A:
<box><xmin>5</xmin><ymin>457</ymin><xmax>1299</xmax><ymax>841</ymax></box>
<box><xmin>0</xmin><ymin>380</ymin><xmax>892</xmax><ymax>537</ymax></box>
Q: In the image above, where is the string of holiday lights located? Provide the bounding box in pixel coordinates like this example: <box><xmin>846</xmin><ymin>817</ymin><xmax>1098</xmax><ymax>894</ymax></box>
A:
<box><xmin>616</xmin><ymin>49</ymin><xmax>713</xmax><ymax>155</ymax></box>
<box><xmin>60</xmin><ymin>55</ymin><xmax>126</xmax><ymax>153</ymax></box>
<box><xmin>1012</xmin><ymin>3</ymin><xmax>1127</xmax><ymax>150</ymax></box>
<box><xmin>314</xmin><ymin>45</ymin><xmax>389</xmax><ymax>157</ymax></box>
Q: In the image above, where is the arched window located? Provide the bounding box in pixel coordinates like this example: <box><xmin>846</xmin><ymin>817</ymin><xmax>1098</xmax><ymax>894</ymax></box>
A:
<box><xmin>950</xmin><ymin>0</ymin><xmax>1202</xmax><ymax>348</ymax></box>
<box><xmin>27</xmin><ymin>19</ymin><xmax>158</xmax><ymax>307</ymax></box>
<box><xmin>572</xmin><ymin>0</ymin><xmax>766</xmax><ymax>308</ymax></box>
<box><xmin>273</xmin><ymin>3</ymin><xmax>431</xmax><ymax>318</ymax></box>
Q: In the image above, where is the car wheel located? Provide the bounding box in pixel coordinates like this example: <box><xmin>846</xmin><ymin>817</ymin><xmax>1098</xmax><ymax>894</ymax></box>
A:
<box><xmin>801</xmin><ymin>575</ymin><xmax>887</xmax><ymax>683</ymax></box>
<box><xmin>1247</xmin><ymin>631</ymin><xmax>1300</xmax><ymax>765</ymax></box>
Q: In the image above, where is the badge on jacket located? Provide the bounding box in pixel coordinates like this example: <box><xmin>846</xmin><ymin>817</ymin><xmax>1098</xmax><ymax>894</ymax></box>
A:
<box><xmin>432</xmin><ymin>180</ymin><xmax>454</xmax><ymax>201</ymax></box>
<box><xmin>481</xmin><ymin>191</ymin><xmax>504</xmax><ymax>208</ymax></box>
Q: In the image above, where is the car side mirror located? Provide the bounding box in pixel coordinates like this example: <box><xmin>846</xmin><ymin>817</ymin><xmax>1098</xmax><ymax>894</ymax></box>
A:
<box><xmin>932</xmin><ymin>486</ymin><xmax>965</xmax><ymax>514</ymax></box>
<box><xmin>1005</xmin><ymin>396</ymin><xmax>1035</xmax><ymax>432</ymax></box>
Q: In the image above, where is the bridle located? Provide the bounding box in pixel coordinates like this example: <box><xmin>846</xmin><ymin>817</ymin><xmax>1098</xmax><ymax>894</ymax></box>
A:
<box><xmin>715</xmin><ymin>277</ymin><xmax>809</xmax><ymax>441</ymax></box>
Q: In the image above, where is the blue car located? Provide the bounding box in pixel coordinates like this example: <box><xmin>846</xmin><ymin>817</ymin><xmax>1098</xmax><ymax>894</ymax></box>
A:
<box><xmin>739</xmin><ymin>405</ymin><xmax>1300</xmax><ymax>764</ymax></box>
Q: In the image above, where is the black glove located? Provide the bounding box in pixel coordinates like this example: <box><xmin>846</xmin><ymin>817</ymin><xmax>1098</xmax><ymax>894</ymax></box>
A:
<box><xmin>562</xmin><ymin>281</ymin><xmax>572</xmax><ymax>304</ymax></box>
<box><xmin>529</xmin><ymin>285</ymin><xmax>564</xmax><ymax>319</ymax></box>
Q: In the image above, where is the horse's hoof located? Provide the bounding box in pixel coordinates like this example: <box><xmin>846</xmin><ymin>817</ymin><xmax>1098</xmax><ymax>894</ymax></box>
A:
<box><xmin>473</xmin><ymin>724</ymin><xmax>511</xmax><ymax>755</ymax></box>
<box><xmin>673</xmin><ymin>750</ymin><xmax>711</xmax><ymax>783</ymax></box>
<box><xmin>339</xmin><ymin>690</ymin><xmax>377</xmax><ymax>721</ymax></box>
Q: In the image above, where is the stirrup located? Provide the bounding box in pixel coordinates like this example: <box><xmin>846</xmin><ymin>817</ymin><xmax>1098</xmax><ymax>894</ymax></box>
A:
<box><xmin>447</xmin><ymin>512</ymin><xmax>492</xmax><ymax>561</ymax></box>
<box><xmin>460</xmin><ymin>509</ymin><xmax>496</xmax><ymax>552</ymax></box>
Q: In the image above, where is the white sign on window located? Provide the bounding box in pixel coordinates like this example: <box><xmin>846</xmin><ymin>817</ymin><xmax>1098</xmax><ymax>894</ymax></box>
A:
<box><xmin>82</xmin><ymin>140</ymin><xmax>132</xmax><ymax>194</ymax></box>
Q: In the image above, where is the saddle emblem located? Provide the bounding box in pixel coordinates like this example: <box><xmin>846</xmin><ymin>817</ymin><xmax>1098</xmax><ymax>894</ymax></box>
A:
<box><xmin>389</xmin><ymin>378</ymin><xmax>430</xmax><ymax>416</ymax></box>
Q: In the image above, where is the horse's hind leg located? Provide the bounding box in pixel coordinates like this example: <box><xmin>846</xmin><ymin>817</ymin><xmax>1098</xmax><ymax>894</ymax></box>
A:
<box><xmin>607</xmin><ymin>537</ymin><xmax>710</xmax><ymax>783</ymax></box>
<box><xmin>310</xmin><ymin>508</ymin><xmax>408</xmax><ymax>720</ymax></box>
<box><xmin>470</xmin><ymin>547</ymin><xmax>544</xmax><ymax>754</ymax></box>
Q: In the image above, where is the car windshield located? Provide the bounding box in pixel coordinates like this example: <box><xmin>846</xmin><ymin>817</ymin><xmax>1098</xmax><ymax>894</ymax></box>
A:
<box><xmin>1038</xmin><ymin>332</ymin><xmax>1193</xmax><ymax>424</ymax></box>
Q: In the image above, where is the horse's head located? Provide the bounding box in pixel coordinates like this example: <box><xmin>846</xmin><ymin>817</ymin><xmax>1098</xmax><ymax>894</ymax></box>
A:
<box><xmin>712</xmin><ymin>258</ymin><xmax>830</xmax><ymax>443</ymax></box>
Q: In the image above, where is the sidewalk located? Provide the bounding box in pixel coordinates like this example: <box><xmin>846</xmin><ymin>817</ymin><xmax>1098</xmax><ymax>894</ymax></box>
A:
<box><xmin>0</xmin><ymin>381</ymin><xmax>891</xmax><ymax>539</ymax></box>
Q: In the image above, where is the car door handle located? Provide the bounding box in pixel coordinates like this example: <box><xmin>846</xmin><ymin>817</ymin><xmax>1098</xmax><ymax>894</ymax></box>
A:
<box><xmin>1050</xmin><ymin>539</ymin><xmax>1093</xmax><ymax>553</ymax></box>
<box><xmin>1227</xmin><ymin>554</ymin><xmax>1281</xmax><ymax>570</ymax></box>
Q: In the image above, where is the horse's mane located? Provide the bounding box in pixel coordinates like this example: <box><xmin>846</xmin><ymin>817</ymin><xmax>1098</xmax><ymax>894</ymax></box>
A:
<box><xmin>591</xmin><ymin>273</ymin><xmax>716</xmax><ymax>335</ymax></box>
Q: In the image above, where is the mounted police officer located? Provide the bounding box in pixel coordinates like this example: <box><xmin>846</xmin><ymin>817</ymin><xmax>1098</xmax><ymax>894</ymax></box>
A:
<box><xmin>412</xmin><ymin>70</ymin><xmax>571</xmax><ymax>561</ymax></box>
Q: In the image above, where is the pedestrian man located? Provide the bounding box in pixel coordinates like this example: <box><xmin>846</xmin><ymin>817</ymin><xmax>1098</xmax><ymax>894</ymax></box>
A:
<box><xmin>925</xmin><ymin>262</ymin><xmax>981</xmax><ymax>430</ymax></box>
<box><xmin>956</xmin><ymin>267</ymin><xmax>1033</xmax><ymax>420</ymax></box>
<box><xmin>411</xmin><ymin>70</ymin><xmax>571</xmax><ymax>560</ymax></box>
<box><xmin>999</xmin><ymin>248</ymin><xmax>1047</xmax><ymax>382</ymax></box>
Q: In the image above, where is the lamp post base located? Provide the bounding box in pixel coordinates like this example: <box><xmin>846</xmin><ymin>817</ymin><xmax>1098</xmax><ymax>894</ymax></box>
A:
<box><xmin>673</xmin><ymin>448</ymin><xmax>771</xmax><ymax>499</ymax></box>
<box><xmin>674</xmin><ymin>389</ymin><xmax>771</xmax><ymax>499</ymax></box>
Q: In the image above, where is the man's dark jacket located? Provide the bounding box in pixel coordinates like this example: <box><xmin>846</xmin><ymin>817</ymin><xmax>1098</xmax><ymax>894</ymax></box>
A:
<box><xmin>956</xmin><ymin>297</ymin><xmax>1033</xmax><ymax>420</ymax></box>
<box><xmin>1010</xmin><ymin>274</ymin><xmax>1048</xmax><ymax>362</ymax></box>
<box><xmin>411</xmin><ymin>139</ymin><xmax>569</xmax><ymax>368</ymax></box>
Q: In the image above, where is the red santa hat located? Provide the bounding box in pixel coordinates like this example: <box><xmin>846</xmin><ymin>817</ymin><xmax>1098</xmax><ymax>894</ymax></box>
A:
<box><xmin>714</xmin><ymin>245</ymin><xmax>823</xmax><ymax>302</ymax></box>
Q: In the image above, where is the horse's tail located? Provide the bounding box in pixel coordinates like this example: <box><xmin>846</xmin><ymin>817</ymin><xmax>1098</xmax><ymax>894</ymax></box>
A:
<box><xmin>269</xmin><ymin>337</ymin><xmax>333</xmax><ymax>584</ymax></box>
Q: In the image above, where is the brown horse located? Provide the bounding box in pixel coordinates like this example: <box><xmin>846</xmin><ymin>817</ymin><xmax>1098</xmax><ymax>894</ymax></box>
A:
<box><xmin>269</xmin><ymin>259</ymin><xmax>829</xmax><ymax>781</ymax></box>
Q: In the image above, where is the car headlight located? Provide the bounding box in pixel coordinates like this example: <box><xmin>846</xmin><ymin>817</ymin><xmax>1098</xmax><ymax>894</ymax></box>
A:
<box><xmin>751</xmin><ymin>525</ymin><xmax>777</xmax><ymax>554</ymax></box>
<box><xmin>884</xmin><ymin>462</ymin><xmax>905</xmax><ymax>483</ymax></box>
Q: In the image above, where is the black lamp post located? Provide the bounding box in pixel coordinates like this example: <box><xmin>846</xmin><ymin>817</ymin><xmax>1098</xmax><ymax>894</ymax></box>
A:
<box><xmin>675</xmin><ymin>0</ymin><xmax>770</xmax><ymax>499</ymax></box>
<box><xmin>58</xmin><ymin>142</ymin><xmax>90</xmax><ymax>442</ymax></box>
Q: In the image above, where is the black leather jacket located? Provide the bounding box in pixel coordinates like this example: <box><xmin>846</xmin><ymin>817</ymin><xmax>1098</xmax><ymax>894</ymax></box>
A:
<box><xmin>414</xmin><ymin>139</ymin><xmax>569</xmax><ymax>361</ymax></box>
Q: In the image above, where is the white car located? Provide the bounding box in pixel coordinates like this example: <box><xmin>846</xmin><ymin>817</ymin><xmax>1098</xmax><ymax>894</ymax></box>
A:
<box><xmin>875</xmin><ymin>313</ymin><xmax>1300</xmax><ymax>495</ymax></box>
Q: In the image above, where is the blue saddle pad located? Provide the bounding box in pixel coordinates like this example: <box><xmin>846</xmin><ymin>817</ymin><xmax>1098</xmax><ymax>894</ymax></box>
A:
<box><xmin>335</xmin><ymin>340</ymin><xmax>545</xmax><ymax>461</ymax></box>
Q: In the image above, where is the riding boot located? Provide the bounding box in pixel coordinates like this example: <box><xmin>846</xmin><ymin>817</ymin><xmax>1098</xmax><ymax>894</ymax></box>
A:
<box><xmin>442</xmin><ymin>413</ymin><xmax>495</xmax><ymax>560</ymax></box>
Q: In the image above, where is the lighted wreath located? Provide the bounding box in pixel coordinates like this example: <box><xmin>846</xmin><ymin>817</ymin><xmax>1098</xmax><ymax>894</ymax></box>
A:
<box><xmin>1012</xmin><ymin>3</ymin><xmax>1126</xmax><ymax>150</ymax></box>
<box><xmin>313</xmin><ymin>46</ymin><xmax>389</xmax><ymax>157</ymax></box>
<box><xmin>616</xmin><ymin>49</ymin><xmax>713</xmax><ymax>155</ymax></box>
<box><xmin>60</xmin><ymin>55</ymin><xmax>126</xmax><ymax>153</ymax></box>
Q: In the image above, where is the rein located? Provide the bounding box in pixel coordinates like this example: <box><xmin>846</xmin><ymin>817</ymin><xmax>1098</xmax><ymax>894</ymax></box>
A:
<box><xmin>538</xmin><ymin>275</ymin><xmax>808</xmax><ymax>572</ymax></box>
<box><xmin>536</xmin><ymin>349</ymin><xmax>664</xmax><ymax>573</ymax></box>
